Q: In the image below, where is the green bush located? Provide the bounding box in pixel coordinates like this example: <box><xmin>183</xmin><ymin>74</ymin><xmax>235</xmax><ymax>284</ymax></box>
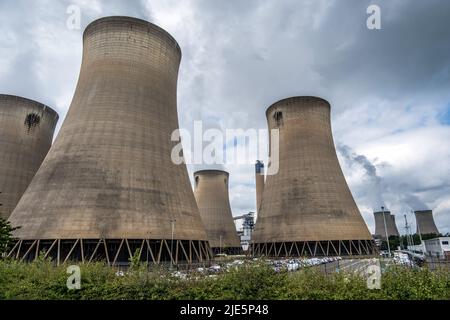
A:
<box><xmin>0</xmin><ymin>259</ymin><xmax>449</xmax><ymax>300</ymax></box>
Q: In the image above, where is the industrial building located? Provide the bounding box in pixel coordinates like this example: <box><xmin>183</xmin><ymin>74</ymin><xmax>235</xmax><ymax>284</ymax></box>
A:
<box><xmin>0</xmin><ymin>95</ymin><xmax>58</xmax><ymax>220</ymax></box>
<box><xmin>7</xmin><ymin>16</ymin><xmax>211</xmax><ymax>265</ymax></box>
<box><xmin>415</xmin><ymin>210</ymin><xmax>440</xmax><ymax>235</ymax></box>
<box><xmin>235</xmin><ymin>212</ymin><xmax>255</xmax><ymax>251</ymax></box>
<box><xmin>255</xmin><ymin>161</ymin><xmax>264</xmax><ymax>215</ymax></box>
<box><xmin>373</xmin><ymin>211</ymin><xmax>400</xmax><ymax>239</ymax></box>
<box><xmin>194</xmin><ymin>170</ymin><xmax>242</xmax><ymax>255</ymax></box>
<box><xmin>252</xmin><ymin>97</ymin><xmax>375</xmax><ymax>257</ymax></box>
<box><xmin>423</xmin><ymin>237</ymin><xmax>450</xmax><ymax>260</ymax></box>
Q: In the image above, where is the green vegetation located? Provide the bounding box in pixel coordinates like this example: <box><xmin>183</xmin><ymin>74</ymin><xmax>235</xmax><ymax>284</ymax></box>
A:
<box><xmin>0</xmin><ymin>259</ymin><xmax>449</xmax><ymax>300</ymax></box>
<box><xmin>0</xmin><ymin>218</ymin><xmax>18</xmax><ymax>257</ymax></box>
<box><xmin>380</xmin><ymin>233</ymin><xmax>442</xmax><ymax>251</ymax></box>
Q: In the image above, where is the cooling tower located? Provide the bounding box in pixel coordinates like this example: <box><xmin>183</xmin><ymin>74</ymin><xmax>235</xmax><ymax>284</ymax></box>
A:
<box><xmin>0</xmin><ymin>95</ymin><xmax>58</xmax><ymax>220</ymax></box>
<box><xmin>194</xmin><ymin>170</ymin><xmax>241</xmax><ymax>254</ymax></box>
<box><xmin>252</xmin><ymin>97</ymin><xmax>375</xmax><ymax>257</ymax></box>
<box><xmin>373</xmin><ymin>211</ymin><xmax>400</xmax><ymax>238</ymax></box>
<box><xmin>415</xmin><ymin>210</ymin><xmax>439</xmax><ymax>235</ymax></box>
<box><xmin>8</xmin><ymin>17</ymin><xmax>211</xmax><ymax>265</ymax></box>
<box><xmin>255</xmin><ymin>160</ymin><xmax>265</xmax><ymax>214</ymax></box>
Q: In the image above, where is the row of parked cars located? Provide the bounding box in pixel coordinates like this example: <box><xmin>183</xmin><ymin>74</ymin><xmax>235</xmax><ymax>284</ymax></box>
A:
<box><xmin>172</xmin><ymin>257</ymin><xmax>345</xmax><ymax>278</ymax></box>
<box><xmin>270</xmin><ymin>256</ymin><xmax>343</xmax><ymax>272</ymax></box>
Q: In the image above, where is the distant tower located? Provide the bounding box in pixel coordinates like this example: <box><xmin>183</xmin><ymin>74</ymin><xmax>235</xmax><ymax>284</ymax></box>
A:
<box><xmin>255</xmin><ymin>160</ymin><xmax>265</xmax><ymax>215</ymax></box>
<box><xmin>194</xmin><ymin>170</ymin><xmax>241</xmax><ymax>254</ymax></box>
<box><xmin>252</xmin><ymin>97</ymin><xmax>375</xmax><ymax>257</ymax></box>
<box><xmin>0</xmin><ymin>95</ymin><xmax>58</xmax><ymax>219</ymax></box>
<box><xmin>415</xmin><ymin>210</ymin><xmax>439</xmax><ymax>235</ymax></box>
<box><xmin>373</xmin><ymin>211</ymin><xmax>400</xmax><ymax>238</ymax></box>
<box><xmin>8</xmin><ymin>17</ymin><xmax>211</xmax><ymax>265</ymax></box>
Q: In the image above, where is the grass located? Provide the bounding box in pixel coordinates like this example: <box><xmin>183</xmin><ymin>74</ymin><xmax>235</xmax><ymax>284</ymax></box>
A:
<box><xmin>0</xmin><ymin>258</ymin><xmax>449</xmax><ymax>300</ymax></box>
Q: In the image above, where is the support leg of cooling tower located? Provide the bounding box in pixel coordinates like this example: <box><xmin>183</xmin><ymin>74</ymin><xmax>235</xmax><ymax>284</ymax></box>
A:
<box><xmin>20</xmin><ymin>240</ymin><xmax>37</xmax><ymax>262</ymax></box>
<box><xmin>145</xmin><ymin>239</ymin><xmax>156</xmax><ymax>264</ymax></box>
<box><xmin>7</xmin><ymin>239</ymin><xmax>211</xmax><ymax>265</ymax></box>
<box><xmin>43</xmin><ymin>240</ymin><xmax>57</xmax><ymax>260</ymax></box>
<box><xmin>88</xmin><ymin>239</ymin><xmax>100</xmax><ymax>263</ymax></box>
<box><xmin>6</xmin><ymin>240</ymin><xmax>20</xmax><ymax>259</ymax></box>
<box><xmin>125</xmin><ymin>239</ymin><xmax>133</xmax><ymax>260</ymax></box>
<box><xmin>80</xmin><ymin>239</ymin><xmax>85</xmax><ymax>263</ymax></box>
<box><xmin>294</xmin><ymin>242</ymin><xmax>300</xmax><ymax>256</ymax></box>
<box><xmin>104</xmin><ymin>239</ymin><xmax>112</xmax><ymax>266</ymax></box>
<box><xmin>330</xmin><ymin>241</ymin><xmax>338</xmax><ymax>256</ymax></box>
<box><xmin>112</xmin><ymin>239</ymin><xmax>124</xmax><ymax>266</ymax></box>
<box><xmin>63</xmin><ymin>239</ymin><xmax>79</xmax><ymax>264</ymax></box>
<box><xmin>179</xmin><ymin>241</ymin><xmax>189</xmax><ymax>263</ymax></box>
<box><xmin>252</xmin><ymin>240</ymin><xmax>376</xmax><ymax>258</ymax></box>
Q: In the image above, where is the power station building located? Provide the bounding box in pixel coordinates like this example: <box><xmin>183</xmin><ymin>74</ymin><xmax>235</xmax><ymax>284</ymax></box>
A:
<box><xmin>255</xmin><ymin>160</ymin><xmax>264</xmax><ymax>215</ymax></box>
<box><xmin>252</xmin><ymin>97</ymin><xmax>375</xmax><ymax>257</ymax></box>
<box><xmin>415</xmin><ymin>210</ymin><xmax>440</xmax><ymax>235</ymax></box>
<box><xmin>373</xmin><ymin>211</ymin><xmax>400</xmax><ymax>239</ymax></box>
<box><xmin>0</xmin><ymin>95</ymin><xmax>58</xmax><ymax>220</ymax></box>
<box><xmin>8</xmin><ymin>17</ymin><xmax>211</xmax><ymax>265</ymax></box>
<box><xmin>194</xmin><ymin>170</ymin><xmax>241</xmax><ymax>254</ymax></box>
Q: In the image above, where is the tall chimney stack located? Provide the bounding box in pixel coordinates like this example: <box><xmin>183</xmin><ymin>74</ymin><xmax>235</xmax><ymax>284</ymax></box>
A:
<box><xmin>255</xmin><ymin>160</ymin><xmax>265</xmax><ymax>215</ymax></box>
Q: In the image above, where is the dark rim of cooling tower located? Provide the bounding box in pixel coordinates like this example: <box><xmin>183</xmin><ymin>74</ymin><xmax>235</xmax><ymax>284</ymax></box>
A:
<box><xmin>414</xmin><ymin>210</ymin><xmax>433</xmax><ymax>214</ymax></box>
<box><xmin>265</xmin><ymin>96</ymin><xmax>331</xmax><ymax>116</ymax></box>
<box><xmin>194</xmin><ymin>169</ymin><xmax>230</xmax><ymax>177</ymax></box>
<box><xmin>0</xmin><ymin>94</ymin><xmax>59</xmax><ymax>120</ymax></box>
<box><xmin>83</xmin><ymin>16</ymin><xmax>182</xmax><ymax>58</ymax></box>
<box><xmin>374</xmin><ymin>211</ymin><xmax>392</xmax><ymax>215</ymax></box>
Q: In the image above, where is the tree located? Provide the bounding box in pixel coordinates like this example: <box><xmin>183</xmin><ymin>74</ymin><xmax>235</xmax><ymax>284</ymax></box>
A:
<box><xmin>380</xmin><ymin>235</ymin><xmax>400</xmax><ymax>251</ymax></box>
<box><xmin>0</xmin><ymin>218</ymin><xmax>19</xmax><ymax>257</ymax></box>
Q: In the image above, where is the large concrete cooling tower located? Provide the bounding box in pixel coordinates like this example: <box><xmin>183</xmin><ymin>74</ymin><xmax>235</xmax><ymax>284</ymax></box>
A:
<box><xmin>373</xmin><ymin>211</ymin><xmax>400</xmax><ymax>238</ymax></box>
<box><xmin>415</xmin><ymin>210</ymin><xmax>439</xmax><ymax>235</ymax></box>
<box><xmin>0</xmin><ymin>95</ymin><xmax>58</xmax><ymax>220</ymax></box>
<box><xmin>194</xmin><ymin>170</ymin><xmax>241</xmax><ymax>254</ymax></box>
<box><xmin>8</xmin><ymin>17</ymin><xmax>211</xmax><ymax>265</ymax></box>
<box><xmin>252</xmin><ymin>97</ymin><xmax>375</xmax><ymax>257</ymax></box>
<box><xmin>255</xmin><ymin>160</ymin><xmax>265</xmax><ymax>214</ymax></box>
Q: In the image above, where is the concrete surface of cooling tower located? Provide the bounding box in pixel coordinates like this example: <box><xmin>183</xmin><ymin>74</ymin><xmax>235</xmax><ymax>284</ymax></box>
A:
<box><xmin>252</xmin><ymin>96</ymin><xmax>374</xmax><ymax>257</ymax></box>
<box><xmin>373</xmin><ymin>211</ymin><xmax>400</xmax><ymax>238</ymax></box>
<box><xmin>8</xmin><ymin>17</ymin><xmax>210</xmax><ymax>264</ymax></box>
<box><xmin>415</xmin><ymin>210</ymin><xmax>439</xmax><ymax>235</ymax></box>
<box><xmin>194</xmin><ymin>170</ymin><xmax>241</xmax><ymax>253</ymax></box>
<box><xmin>0</xmin><ymin>95</ymin><xmax>58</xmax><ymax>220</ymax></box>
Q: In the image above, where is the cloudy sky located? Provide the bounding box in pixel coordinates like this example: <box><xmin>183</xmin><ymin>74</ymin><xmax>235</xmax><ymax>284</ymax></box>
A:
<box><xmin>1</xmin><ymin>0</ymin><xmax>449</xmax><ymax>234</ymax></box>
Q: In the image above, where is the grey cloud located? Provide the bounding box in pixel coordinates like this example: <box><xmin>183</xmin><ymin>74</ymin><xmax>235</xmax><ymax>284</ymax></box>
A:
<box><xmin>1</xmin><ymin>0</ymin><xmax>449</xmax><ymax>233</ymax></box>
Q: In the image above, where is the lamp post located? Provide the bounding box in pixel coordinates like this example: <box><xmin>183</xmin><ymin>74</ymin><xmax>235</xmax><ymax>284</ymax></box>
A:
<box><xmin>170</xmin><ymin>219</ymin><xmax>176</xmax><ymax>269</ymax></box>
<box><xmin>404</xmin><ymin>214</ymin><xmax>411</xmax><ymax>249</ymax></box>
<box><xmin>382</xmin><ymin>206</ymin><xmax>391</xmax><ymax>257</ymax></box>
